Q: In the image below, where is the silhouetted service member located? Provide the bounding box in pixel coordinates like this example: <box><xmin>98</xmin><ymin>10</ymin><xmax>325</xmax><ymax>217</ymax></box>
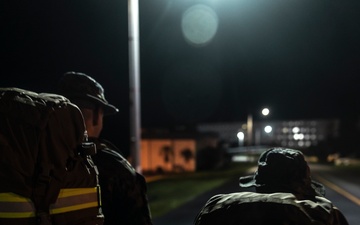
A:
<box><xmin>194</xmin><ymin>147</ymin><xmax>349</xmax><ymax>225</ymax></box>
<box><xmin>57</xmin><ymin>72</ymin><xmax>152</xmax><ymax>225</ymax></box>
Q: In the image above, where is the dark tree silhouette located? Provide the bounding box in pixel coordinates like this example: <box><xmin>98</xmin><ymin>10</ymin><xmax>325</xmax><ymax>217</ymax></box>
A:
<box><xmin>159</xmin><ymin>145</ymin><xmax>174</xmax><ymax>170</ymax></box>
<box><xmin>180</xmin><ymin>148</ymin><xmax>194</xmax><ymax>163</ymax></box>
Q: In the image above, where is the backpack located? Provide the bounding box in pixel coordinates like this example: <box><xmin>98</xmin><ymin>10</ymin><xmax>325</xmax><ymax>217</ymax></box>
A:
<box><xmin>194</xmin><ymin>192</ymin><xmax>345</xmax><ymax>225</ymax></box>
<box><xmin>0</xmin><ymin>87</ymin><xmax>104</xmax><ymax>225</ymax></box>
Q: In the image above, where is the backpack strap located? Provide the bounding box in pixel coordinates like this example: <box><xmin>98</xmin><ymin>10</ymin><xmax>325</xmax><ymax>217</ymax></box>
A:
<box><xmin>31</xmin><ymin>94</ymin><xmax>70</xmax><ymax>225</ymax></box>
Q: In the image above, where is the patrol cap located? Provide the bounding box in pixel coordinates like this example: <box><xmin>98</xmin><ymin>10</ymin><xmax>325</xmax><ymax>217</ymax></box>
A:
<box><xmin>239</xmin><ymin>147</ymin><xmax>325</xmax><ymax>196</ymax></box>
<box><xmin>57</xmin><ymin>71</ymin><xmax>119</xmax><ymax>115</ymax></box>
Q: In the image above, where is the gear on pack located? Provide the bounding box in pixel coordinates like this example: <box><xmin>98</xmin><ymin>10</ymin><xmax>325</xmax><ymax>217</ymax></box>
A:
<box><xmin>0</xmin><ymin>87</ymin><xmax>104</xmax><ymax>225</ymax></box>
<box><xmin>194</xmin><ymin>192</ymin><xmax>341</xmax><ymax>225</ymax></box>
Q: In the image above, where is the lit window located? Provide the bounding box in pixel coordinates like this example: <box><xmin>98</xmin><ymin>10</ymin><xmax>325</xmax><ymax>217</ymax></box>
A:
<box><xmin>292</xmin><ymin>127</ymin><xmax>300</xmax><ymax>133</ymax></box>
<box><xmin>293</xmin><ymin>133</ymin><xmax>304</xmax><ymax>140</ymax></box>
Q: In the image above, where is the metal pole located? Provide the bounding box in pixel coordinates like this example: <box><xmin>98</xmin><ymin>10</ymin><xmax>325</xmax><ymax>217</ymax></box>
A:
<box><xmin>128</xmin><ymin>0</ymin><xmax>141</xmax><ymax>172</ymax></box>
<box><xmin>255</xmin><ymin>129</ymin><xmax>261</xmax><ymax>146</ymax></box>
<box><xmin>247</xmin><ymin>113</ymin><xmax>253</xmax><ymax>146</ymax></box>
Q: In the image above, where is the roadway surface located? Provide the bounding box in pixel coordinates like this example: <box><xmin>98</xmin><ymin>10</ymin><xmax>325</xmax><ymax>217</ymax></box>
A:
<box><xmin>311</xmin><ymin>164</ymin><xmax>360</xmax><ymax>224</ymax></box>
<box><xmin>152</xmin><ymin>163</ymin><xmax>360</xmax><ymax>225</ymax></box>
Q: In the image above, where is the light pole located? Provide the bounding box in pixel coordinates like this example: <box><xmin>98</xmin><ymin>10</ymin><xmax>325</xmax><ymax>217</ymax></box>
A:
<box><xmin>246</xmin><ymin>114</ymin><xmax>253</xmax><ymax>146</ymax></box>
<box><xmin>128</xmin><ymin>0</ymin><xmax>141</xmax><ymax>172</ymax></box>
<box><xmin>247</xmin><ymin>108</ymin><xmax>270</xmax><ymax>146</ymax></box>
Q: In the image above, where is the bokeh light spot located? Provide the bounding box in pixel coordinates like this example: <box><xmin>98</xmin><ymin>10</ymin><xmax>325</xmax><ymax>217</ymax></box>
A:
<box><xmin>264</xmin><ymin>125</ymin><xmax>272</xmax><ymax>133</ymax></box>
<box><xmin>181</xmin><ymin>4</ymin><xmax>219</xmax><ymax>47</ymax></box>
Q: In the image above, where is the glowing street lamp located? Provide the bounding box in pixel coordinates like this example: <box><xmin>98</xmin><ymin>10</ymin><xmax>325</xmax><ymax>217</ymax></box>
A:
<box><xmin>264</xmin><ymin>125</ymin><xmax>272</xmax><ymax>134</ymax></box>
<box><xmin>237</xmin><ymin>131</ymin><xmax>245</xmax><ymax>146</ymax></box>
<box><xmin>262</xmin><ymin>108</ymin><xmax>270</xmax><ymax>116</ymax></box>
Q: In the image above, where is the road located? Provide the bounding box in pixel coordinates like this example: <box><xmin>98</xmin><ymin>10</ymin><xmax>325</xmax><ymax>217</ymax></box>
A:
<box><xmin>152</xmin><ymin>163</ymin><xmax>360</xmax><ymax>225</ymax></box>
<box><xmin>311</xmin><ymin>164</ymin><xmax>360</xmax><ymax>225</ymax></box>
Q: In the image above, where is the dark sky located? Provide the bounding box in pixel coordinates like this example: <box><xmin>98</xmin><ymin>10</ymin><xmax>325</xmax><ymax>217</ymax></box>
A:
<box><xmin>2</xmin><ymin>0</ymin><xmax>360</xmax><ymax>153</ymax></box>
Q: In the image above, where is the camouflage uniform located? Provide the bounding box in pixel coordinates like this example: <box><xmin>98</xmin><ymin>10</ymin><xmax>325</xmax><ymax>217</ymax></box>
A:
<box><xmin>194</xmin><ymin>192</ymin><xmax>348</xmax><ymax>225</ymax></box>
<box><xmin>194</xmin><ymin>148</ymin><xmax>349</xmax><ymax>225</ymax></box>
<box><xmin>91</xmin><ymin>139</ymin><xmax>152</xmax><ymax>225</ymax></box>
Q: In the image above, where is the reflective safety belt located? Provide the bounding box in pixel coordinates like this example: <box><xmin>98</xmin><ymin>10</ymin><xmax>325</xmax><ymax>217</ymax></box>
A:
<box><xmin>0</xmin><ymin>187</ymin><xmax>99</xmax><ymax>218</ymax></box>
<box><xmin>50</xmin><ymin>187</ymin><xmax>99</xmax><ymax>214</ymax></box>
<box><xmin>0</xmin><ymin>192</ymin><xmax>36</xmax><ymax>218</ymax></box>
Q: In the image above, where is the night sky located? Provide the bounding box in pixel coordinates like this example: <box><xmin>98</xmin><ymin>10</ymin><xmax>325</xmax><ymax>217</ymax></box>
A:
<box><xmin>2</xmin><ymin>0</ymin><xmax>360</xmax><ymax>155</ymax></box>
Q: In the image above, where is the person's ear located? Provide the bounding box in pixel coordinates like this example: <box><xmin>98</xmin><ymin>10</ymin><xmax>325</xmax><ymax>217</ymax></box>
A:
<box><xmin>92</xmin><ymin>107</ymin><xmax>101</xmax><ymax>126</ymax></box>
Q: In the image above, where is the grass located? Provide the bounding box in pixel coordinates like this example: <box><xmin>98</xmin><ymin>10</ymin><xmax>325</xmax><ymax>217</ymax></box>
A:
<box><xmin>146</xmin><ymin>162</ymin><xmax>255</xmax><ymax>218</ymax></box>
<box><xmin>333</xmin><ymin>163</ymin><xmax>360</xmax><ymax>176</ymax></box>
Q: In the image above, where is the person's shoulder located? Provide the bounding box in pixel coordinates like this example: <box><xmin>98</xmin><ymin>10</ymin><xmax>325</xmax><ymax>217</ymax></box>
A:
<box><xmin>91</xmin><ymin>138</ymin><xmax>136</xmax><ymax>174</ymax></box>
<box><xmin>205</xmin><ymin>192</ymin><xmax>296</xmax><ymax>204</ymax></box>
<box><xmin>198</xmin><ymin>191</ymin><xmax>348</xmax><ymax>225</ymax></box>
<box><xmin>97</xmin><ymin>138</ymin><xmax>124</xmax><ymax>155</ymax></box>
<box><xmin>195</xmin><ymin>192</ymin><xmax>313</xmax><ymax>225</ymax></box>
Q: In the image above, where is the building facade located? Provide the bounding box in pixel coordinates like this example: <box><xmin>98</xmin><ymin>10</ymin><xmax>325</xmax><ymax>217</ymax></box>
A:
<box><xmin>197</xmin><ymin>119</ymin><xmax>340</xmax><ymax>150</ymax></box>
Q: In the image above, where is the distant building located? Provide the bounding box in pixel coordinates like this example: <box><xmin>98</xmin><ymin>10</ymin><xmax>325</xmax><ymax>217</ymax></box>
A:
<box><xmin>140</xmin><ymin>128</ymin><xmax>222</xmax><ymax>173</ymax></box>
<box><xmin>139</xmin><ymin>119</ymin><xmax>340</xmax><ymax>173</ymax></box>
<box><xmin>197</xmin><ymin>119</ymin><xmax>340</xmax><ymax>149</ymax></box>
<box><xmin>140</xmin><ymin>128</ymin><xmax>198</xmax><ymax>174</ymax></box>
<box><xmin>141</xmin><ymin>138</ymin><xmax>196</xmax><ymax>173</ymax></box>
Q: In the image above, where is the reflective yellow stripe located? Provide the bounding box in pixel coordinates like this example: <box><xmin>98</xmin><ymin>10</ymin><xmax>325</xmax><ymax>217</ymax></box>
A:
<box><xmin>50</xmin><ymin>202</ymin><xmax>98</xmax><ymax>214</ymax></box>
<box><xmin>0</xmin><ymin>193</ymin><xmax>36</xmax><ymax>218</ymax></box>
<box><xmin>0</xmin><ymin>211</ymin><xmax>35</xmax><ymax>218</ymax></box>
<box><xmin>0</xmin><ymin>188</ymin><xmax>99</xmax><ymax>218</ymax></box>
<box><xmin>57</xmin><ymin>187</ymin><xmax>97</xmax><ymax>198</ymax></box>
<box><xmin>50</xmin><ymin>188</ymin><xmax>98</xmax><ymax>214</ymax></box>
<box><xmin>0</xmin><ymin>193</ymin><xmax>32</xmax><ymax>202</ymax></box>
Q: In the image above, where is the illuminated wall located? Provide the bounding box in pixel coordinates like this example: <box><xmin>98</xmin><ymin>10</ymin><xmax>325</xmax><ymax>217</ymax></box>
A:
<box><xmin>141</xmin><ymin>139</ymin><xmax>196</xmax><ymax>173</ymax></box>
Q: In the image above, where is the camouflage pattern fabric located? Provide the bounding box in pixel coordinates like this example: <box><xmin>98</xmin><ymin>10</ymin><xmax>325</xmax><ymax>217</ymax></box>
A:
<box><xmin>194</xmin><ymin>192</ymin><xmax>348</xmax><ymax>225</ymax></box>
<box><xmin>90</xmin><ymin>138</ymin><xmax>152</xmax><ymax>225</ymax></box>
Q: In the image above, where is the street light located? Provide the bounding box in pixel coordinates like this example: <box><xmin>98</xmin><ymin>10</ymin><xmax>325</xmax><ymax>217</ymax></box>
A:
<box><xmin>264</xmin><ymin>125</ymin><xmax>272</xmax><ymax>133</ymax></box>
<box><xmin>262</xmin><ymin>108</ymin><xmax>270</xmax><ymax>116</ymax></box>
<box><xmin>237</xmin><ymin>131</ymin><xmax>245</xmax><ymax>146</ymax></box>
<box><xmin>247</xmin><ymin>107</ymin><xmax>270</xmax><ymax>146</ymax></box>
